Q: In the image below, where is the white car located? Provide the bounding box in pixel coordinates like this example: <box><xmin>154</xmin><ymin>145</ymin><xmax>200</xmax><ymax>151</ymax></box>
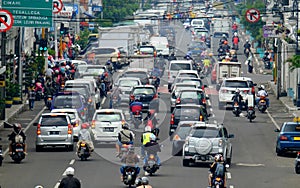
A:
<box><xmin>218</xmin><ymin>77</ymin><xmax>252</xmax><ymax>109</ymax></box>
<box><xmin>50</xmin><ymin>109</ymin><xmax>84</xmax><ymax>136</ymax></box>
<box><xmin>114</xmin><ymin>77</ymin><xmax>142</xmax><ymax>104</ymax></box>
<box><xmin>91</xmin><ymin>109</ymin><xmax>126</xmax><ymax>143</ymax></box>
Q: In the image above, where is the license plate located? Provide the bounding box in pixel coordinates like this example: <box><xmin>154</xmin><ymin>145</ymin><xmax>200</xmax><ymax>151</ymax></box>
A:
<box><xmin>103</xmin><ymin>127</ymin><xmax>114</xmax><ymax>132</ymax></box>
<box><xmin>294</xmin><ymin>137</ymin><xmax>300</xmax><ymax>140</ymax></box>
<box><xmin>16</xmin><ymin>148</ymin><xmax>23</xmax><ymax>152</ymax></box>
<box><xmin>134</xmin><ymin>114</ymin><xmax>141</xmax><ymax>118</ymax></box>
<box><xmin>234</xmin><ymin>104</ymin><xmax>239</xmax><ymax>107</ymax></box>
<box><xmin>50</xmin><ymin>131</ymin><xmax>59</xmax><ymax>135</ymax></box>
<box><xmin>143</xmin><ymin>103</ymin><xmax>149</xmax><ymax>107</ymax></box>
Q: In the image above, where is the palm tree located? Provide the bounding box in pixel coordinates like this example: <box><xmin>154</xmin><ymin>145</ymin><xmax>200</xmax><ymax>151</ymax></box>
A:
<box><xmin>286</xmin><ymin>55</ymin><xmax>300</xmax><ymax>71</ymax></box>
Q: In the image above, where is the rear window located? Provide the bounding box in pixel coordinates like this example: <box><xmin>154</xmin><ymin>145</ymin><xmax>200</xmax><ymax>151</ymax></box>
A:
<box><xmin>182</xmin><ymin>80</ymin><xmax>202</xmax><ymax>87</ymax></box>
<box><xmin>283</xmin><ymin>123</ymin><xmax>300</xmax><ymax>132</ymax></box>
<box><xmin>41</xmin><ymin>115</ymin><xmax>68</xmax><ymax>126</ymax></box>
<box><xmin>140</xmin><ymin>47</ymin><xmax>155</xmax><ymax>54</ymax></box>
<box><xmin>54</xmin><ymin>95</ymin><xmax>83</xmax><ymax>109</ymax></box>
<box><xmin>170</xmin><ymin>63</ymin><xmax>191</xmax><ymax>71</ymax></box>
<box><xmin>133</xmin><ymin>88</ymin><xmax>154</xmax><ymax>95</ymax></box>
<box><xmin>64</xmin><ymin>87</ymin><xmax>90</xmax><ymax>98</ymax></box>
<box><xmin>85</xmin><ymin>67</ymin><xmax>105</xmax><ymax>75</ymax></box>
<box><xmin>123</xmin><ymin>72</ymin><xmax>148</xmax><ymax>80</ymax></box>
<box><xmin>177</xmin><ymin>125</ymin><xmax>193</xmax><ymax>138</ymax></box>
<box><xmin>224</xmin><ymin>80</ymin><xmax>248</xmax><ymax>88</ymax></box>
<box><xmin>119</xmin><ymin>80</ymin><xmax>140</xmax><ymax>87</ymax></box>
<box><xmin>174</xmin><ymin>108</ymin><xmax>201</xmax><ymax>118</ymax></box>
<box><xmin>178</xmin><ymin>73</ymin><xmax>198</xmax><ymax>78</ymax></box>
<box><xmin>180</xmin><ymin>91</ymin><xmax>203</xmax><ymax>99</ymax></box>
<box><xmin>95</xmin><ymin>112</ymin><xmax>122</xmax><ymax>122</ymax></box>
<box><xmin>190</xmin><ymin>127</ymin><xmax>220</xmax><ymax>138</ymax></box>
<box><xmin>93</xmin><ymin>48</ymin><xmax>115</xmax><ymax>54</ymax></box>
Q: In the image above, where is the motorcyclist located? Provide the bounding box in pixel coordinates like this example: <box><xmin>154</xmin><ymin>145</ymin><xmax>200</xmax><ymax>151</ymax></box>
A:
<box><xmin>58</xmin><ymin>167</ymin><xmax>81</xmax><ymax>188</ymax></box>
<box><xmin>143</xmin><ymin>132</ymin><xmax>161</xmax><ymax>167</ymax></box>
<box><xmin>8</xmin><ymin>123</ymin><xmax>27</xmax><ymax>155</ymax></box>
<box><xmin>44</xmin><ymin>81</ymin><xmax>56</xmax><ymax>106</ymax></box>
<box><xmin>232</xmin><ymin>22</ymin><xmax>238</xmax><ymax>33</ymax></box>
<box><xmin>231</xmin><ymin>89</ymin><xmax>243</xmax><ymax>111</ymax></box>
<box><xmin>232</xmin><ymin>32</ymin><xmax>239</xmax><ymax>49</ymax></box>
<box><xmin>168</xmin><ymin>52</ymin><xmax>177</xmax><ymax>61</ymax></box>
<box><xmin>221</xmin><ymin>41</ymin><xmax>231</xmax><ymax>52</ymax></box>
<box><xmin>244</xmin><ymin>40</ymin><xmax>251</xmax><ymax>55</ymax></box>
<box><xmin>106</xmin><ymin>58</ymin><xmax>113</xmax><ymax>74</ymax></box>
<box><xmin>130</xmin><ymin>97</ymin><xmax>143</xmax><ymax>118</ymax></box>
<box><xmin>184</xmin><ymin>51</ymin><xmax>193</xmax><ymax>61</ymax></box>
<box><xmin>116</xmin><ymin>123</ymin><xmax>135</xmax><ymax>157</ymax></box>
<box><xmin>203</xmin><ymin>57</ymin><xmax>212</xmax><ymax>74</ymax></box>
<box><xmin>120</xmin><ymin>146</ymin><xmax>140</xmax><ymax>182</ymax></box>
<box><xmin>143</xmin><ymin>110</ymin><xmax>159</xmax><ymax>130</ymax></box>
<box><xmin>77</xmin><ymin>123</ymin><xmax>94</xmax><ymax>154</ymax></box>
<box><xmin>208</xmin><ymin>154</ymin><xmax>226</xmax><ymax>188</ymax></box>
<box><xmin>141</xmin><ymin>126</ymin><xmax>156</xmax><ymax>158</ymax></box>
<box><xmin>256</xmin><ymin>85</ymin><xmax>270</xmax><ymax>107</ymax></box>
<box><xmin>136</xmin><ymin>177</ymin><xmax>153</xmax><ymax>188</ymax></box>
<box><xmin>219</xmin><ymin>34</ymin><xmax>228</xmax><ymax>45</ymax></box>
<box><xmin>151</xmin><ymin>75</ymin><xmax>160</xmax><ymax>90</ymax></box>
<box><xmin>109</xmin><ymin>86</ymin><xmax>122</xmax><ymax>108</ymax></box>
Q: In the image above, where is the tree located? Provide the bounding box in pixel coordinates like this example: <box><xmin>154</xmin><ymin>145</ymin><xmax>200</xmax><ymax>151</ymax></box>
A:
<box><xmin>286</xmin><ymin>55</ymin><xmax>300</xmax><ymax>71</ymax></box>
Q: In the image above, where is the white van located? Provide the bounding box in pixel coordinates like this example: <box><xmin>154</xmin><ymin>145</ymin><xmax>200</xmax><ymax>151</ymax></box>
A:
<box><xmin>150</xmin><ymin>36</ymin><xmax>169</xmax><ymax>57</ymax></box>
<box><xmin>167</xmin><ymin>60</ymin><xmax>194</xmax><ymax>91</ymax></box>
<box><xmin>191</xmin><ymin>19</ymin><xmax>205</xmax><ymax>28</ymax></box>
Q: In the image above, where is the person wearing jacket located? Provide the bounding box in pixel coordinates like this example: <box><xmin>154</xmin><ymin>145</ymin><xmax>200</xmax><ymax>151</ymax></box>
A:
<box><xmin>77</xmin><ymin>123</ymin><xmax>94</xmax><ymax>154</ymax></box>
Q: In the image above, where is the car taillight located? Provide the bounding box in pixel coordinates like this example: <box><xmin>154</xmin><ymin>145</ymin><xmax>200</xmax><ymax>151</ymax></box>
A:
<box><xmin>251</xmin><ymin>86</ymin><xmax>255</xmax><ymax>94</ymax></box>
<box><xmin>280</xmin><ymin>135</ymin><xmax>288</xmax><ymax>141</ymax></box>
<box><xmin>202</xmin><ymin>85</ymin><xmax>205</xmax><ymax>90</ymax></box>
<box><xmin>202</xmin><ymin>98</ymin><xmax>206</xmax><ymax>104</ymax></box>
<box><xmin>68</xmin><ymin>124</ymin><xmax>72</xmax><ymax>134</ymax></box>
<box><xmin>74</xmin><ymin>120</ymin><xmax>79</xmax><ymax>127</ymax></box>
<box><xmin>153</xmin><ymin>94</ymin><xmax>158</xmax><ymax>99</ymax></box>
<box><xmin>37</xmin><ymin>124</ymin><xmax>41</xmax><ymax>135</ymax></box>
<box><xmin>130</xmin><ymin>94</ymin><xmax>135</xmax><ymax>100</ymax></box>
<box><xmin>154</xmin><ymin>51</ymin><xmax>157</xmax><ymax>57</ymax></box>
<box><xmin>176</xmin><ymin>97</ymin><xmax>181</xmax><ymax>104</ymax></box>
<box><xmin>200</xmin><ymin>115</ymin><xmax>203</xmax><ymax>121</ymax></box>
<box><xmin>118</xmin><ymin>52</ymin><xmax>121</xmax><ymax>58</ymax></box>
<box><xmin>244</xmin><ymin>90</ymin><xmax>249</xmax><ymax>94</ymax></box>
<box><xmin>170</xmin><ymin>114</ymin><xmax>174</xmax><ymax>125</ymax></box>
<box><xmin>91</xmin><ymin>120</ymin><xmax>96</xmax><ymax>128</ymax></box>
<box><xmin>121</xmin><ymin>120</ymin><xmax>125</xmax><ymax>125</ymax></box>
<box><xmin>248</xmin><ymin>106</ymin><xmax>254</xmax><ymax>110</ymax></box>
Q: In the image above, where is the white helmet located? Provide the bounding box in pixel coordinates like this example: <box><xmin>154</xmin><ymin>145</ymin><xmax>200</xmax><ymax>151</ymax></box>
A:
<box><xmin>234</xmin><ymin>32</ymin><xmax>238</xmax><ymax>36</ymax></box>
<box><xmin>246</xmin><ymin>39</ymin><xmax>249</xmax><ymax>42</ymax></box>
<box><xmin>214</xmin><ymin>154</ymin><xmax>222</xmax><ymax>162</ymax></box>
<box><xmin>260</xmin><ymin>85</ymin><xmax>265</xmax><ymax>90</ymax></box>
<box><xmin>65</xmin><ymin>167</ymin><xmax>75</xmax><ymax>176</ymax></box>
<box><xmin>66</xmin><ymin>65</ymin><xmax>70</xmax><ymax>70</ymax></box>
<box><xmin>141</xmin><ymin>177</ymin><xmax>149</xmax><ymax>185</ymax></box>
<box><xmin>222</xmin><ymin>34</ymin><xmax>226</xmax><ymax>38</ymax></box>
<box><xmin>145</xmin><ymin>126</ymin><xmax>151</xmax><ymax>132</ymax></box>
<box><xmin>235</xmin><ymin>89</ymin><xmax>240</xmax><ymax>93</ymax></box>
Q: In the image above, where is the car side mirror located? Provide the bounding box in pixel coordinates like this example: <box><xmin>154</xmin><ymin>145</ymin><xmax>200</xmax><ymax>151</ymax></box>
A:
<box><xmin>253</xmin><ymin>83</ymin><xmax>257</xmax><ymax>86</ymax></box>
<box><xmin>228</xmin><ymin>134</ymin><xmax>234</xmax><ymax>138</ymax></box>
<box><xmin>216</xmin><ymin>84</ymin><xmax>221</xmax><ymax>91</ymax></box>
<box><xmin>274</xmin><ymin>129</ymin><xmax>280</xmax><ymax>132</ymax></box>
<box><xmin>33</xmin><ymin>122</ymin><xmax>38</xmax><ymax>126</ymax></box>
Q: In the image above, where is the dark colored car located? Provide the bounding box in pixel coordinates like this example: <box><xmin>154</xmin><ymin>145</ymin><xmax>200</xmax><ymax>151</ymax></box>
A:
<box><xmin>169</xmin><ymin>104</ymin><xmax>208</xmax><ymax>136</ymax></box>
<box><xmin>122</xmin><ymin>68</ymin><xmax>149</xmax><ymax>85</ymax></box>
<box><xmin>129</xmin><ymin>85</ymin><xmax>159</xmax><ymax>112</ymax></box>
<box><xmin>275</xmin><ymin>121</ymin><xmax>300</xmax><ymax>156</ymax></box>
<box><xmin>51</xmin><ymin>91</ymin><xmax>88</xmax><ymax>122</ymax></box>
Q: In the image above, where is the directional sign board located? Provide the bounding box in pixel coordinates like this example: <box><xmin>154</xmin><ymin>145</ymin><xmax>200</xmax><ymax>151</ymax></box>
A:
<box><xmin>0</xmin><ymin>10</ymin><xmax>14</xmax><ymax>32</ymax></box>
<box><xmin>2</xmin><ymin>0</ymin><xmax>53</xmax><ymax>28</ymax></box>
<box><xmin>245</xmin><ymin>8</ymin><xmax>260</xmax><ymax>23</ymax></box>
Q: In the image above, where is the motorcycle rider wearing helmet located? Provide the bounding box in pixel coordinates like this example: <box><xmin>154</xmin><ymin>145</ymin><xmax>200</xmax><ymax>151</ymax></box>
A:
<box><xmin>109</xmin><ymin>86</ymin><xmax>122</xmax><ymax>108</ymax></box>
<box><xmin>231</xmin><ymin>89</ymin><xmax>243</xmax><ymax>110</ymax></box>
<box><xmin>256</xmin><ymin>85</ymin><xmax>269</xmax><ymax>107</ymax></box>
<box><xmin>232</xmin><ymin>32</ymin><xmax>239</xmax><ymax>49</ymax></box>
<box><xmin>136</xmin><ymin>177</ymin><xmax>153</xmax><ymax>188</ymax></box>
<box><xmin>130</xmin><ymin>97</ymin><xmax>143</xmax><ymax>119</ymax></box>
<box><xmin>141</xmin><ymin>126</ymin><xmax>156</xmax><ymax>158</ymax></box>
<box><xmin>8</xmin><ymin>123</ymin><xmax>27</xmax><ymax>155</ymax></box>
<box><xmin>44</xmin><ymin>81</ymin><xmax>56</xmax><ymax>106</ymax></box>
<box><xmin>58</xmin><ymin>167</ymin><xmax>81</xmax><ymax>188</ymax></box>
<box><xmin>168</xmin><ymin>52</ymin><xmax>177</xmax><ymax>61</ymax></box>
<box><xmin>143</xmin><ymin>131</ymin><xmax>161</xmax><ymax>168</ymax></box>
<box><xmin>184</xmin><ymin>51</ymin><xmax>193</xmax><ymax>61</ymax></box>
<box><xmin>244</xmin><ymin>40</ymin><xmax>251</xmax><ymax>54</ymax></box>
<box><xmin>143</xmin><ymin>110</ymin><xmax>158</xmax><ymax>130</ymax></box>
<box><xmin>77</xmin><ymin>123</ymin><xmax>94</xmax><ymax>154</ymax></box>
<box><xmin>120</xmin><ymin>146</ymin><xmax>140</xmax><ymax>181</ymax></box>
<box><xmin>208</xmin><ymin>154</ymin><xmax>226</xmax><ymax>188</ymax></box>
<box><xmin>116</xmin><ymin>123</ymin><xmax>135</xmax><ymax>157</ymax></box>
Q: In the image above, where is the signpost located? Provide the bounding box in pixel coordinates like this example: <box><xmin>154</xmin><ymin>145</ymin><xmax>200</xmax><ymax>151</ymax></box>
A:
<box><xmin>2</xmin><ymin>0</ymin><xmax>53</xmax><ymax>28</ymax></box>
<box><xmin>0</xmin><ymin>10</ymin><xmax>14</xmax><ymax>32</ymax></box>
<box><xmin>53</xmin><ymin>0</ymin><xmax>63</xmax><ymax>14</ymax></box>
<box><xmin>245</xmin><ymin>8</ymin><xmax>260</xmax><ymax>23</ymax></box>
<box><xmin>263</xmin><ymin>25</ymin><xmax>283</xmax><ymax>38</ymax></box>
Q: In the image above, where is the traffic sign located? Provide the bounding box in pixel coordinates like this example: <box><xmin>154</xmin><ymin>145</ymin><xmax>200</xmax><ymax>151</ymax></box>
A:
<box><xmin>0</xmin><ymin>10</ymin><xmax>13</xmax><ymax>32</ymax></box>
<box><xmin>245</xmin><ymin>8</ymin><xmax>260</xmax><ymax>23</ymax></box>
<box><xmin>2</xmin><ymin>0</ymin><xmax>53</xmax><ymax>28</ymax></box>
<box><xmin>53</xmin><ymin>0</ymin><xmax>63</xmax><ymax>14</ymax></box>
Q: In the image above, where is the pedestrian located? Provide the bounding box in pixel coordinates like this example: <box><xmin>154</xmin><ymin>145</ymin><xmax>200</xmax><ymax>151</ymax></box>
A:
<box><xmin>246</xmin><ymin>52</ymin><xmax>254</xmax><ymax>73</ymax></box>
<box><xmin>58</xmin><ymin>167</ymin><xmax>81</xmax><ymax>188</ymax></box>
<box><xmin>27</xmin><ymin>84</ymin><xmax>36</xmax><ymax>111</ymax></box>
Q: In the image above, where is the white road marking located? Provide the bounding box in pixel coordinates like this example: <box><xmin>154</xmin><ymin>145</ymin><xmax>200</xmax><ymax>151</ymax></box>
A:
<box><xmin>236</xmin><ymin>163</ymin><xmax>265</xmax><ymax>167</ymax></box>
<box><xmin>227</xmin><ymin>172</ymin><xmax>232</xmax><ymax>179</ymax></box>
<box><xmin>54</xmin><ymin>182</ymin><xmax>60</xmax><ymax>188</ymax></box>
<box><xmin>208</xmin><ymin>85</ymin><xmax>214</xmax><ymax>88</ymax></box>
<box><xmin>163</xmin><ymin>84</ymin><xmax>168</xmax><ymax>87</ymax></box>
<box><xmin>207</xmin><ymin>100</ymin><xmax>211</xmax><ymax>106</ymax></box>
<box><xmin>229</xmin><ymin>186</ymin><xmax>234</xmax><ymax>188</ymax></box>
<box><xmin>266</xmin><ymin>109</ymin><xmax>280</xmax><ymax>129</ymax></box>
<box><xmin>101</xmin><ymin>97</ymin><xmax>106</xmax><ymax>105</ymax></box>
<box><xmin>239</xmin><ymin>113</ymin><xmax>245</xmax><ymax>117</ymax></box>
<box><xmin>69</xmin><ymin>159</ymin><xmax>75</xmax><ymax>165</ymax></box>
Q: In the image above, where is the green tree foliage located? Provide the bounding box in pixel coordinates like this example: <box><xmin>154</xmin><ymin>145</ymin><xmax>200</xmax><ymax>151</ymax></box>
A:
<box><xmin>77</xmin><ymin>29</ymin><xmax>90</xmax><ymax>50</ymax></box>
<box><xmin>102</xmin><ymin>0</ymin><xmax>139</xmax><ymax>23</ymax></box>
<box><xmin>286</xmin><ymin>55</ymin><xmax>300</xmax><ymax>71</ymax></box>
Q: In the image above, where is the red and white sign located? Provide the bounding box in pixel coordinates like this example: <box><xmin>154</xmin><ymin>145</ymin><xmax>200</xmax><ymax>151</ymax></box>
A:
<box><xmin>245</xmin><ymin>8</ymin><xmax>260</xmax><ymax>23</ymax></box>
<box><xmin>0</xmin><ymin>10</ymin><xmax>14</xmax><ymax>32</ymax></box>
<box><xmin>53</xmin><ymin>0</ymin><xmax>64</xmax><ymax>14</ymax></box>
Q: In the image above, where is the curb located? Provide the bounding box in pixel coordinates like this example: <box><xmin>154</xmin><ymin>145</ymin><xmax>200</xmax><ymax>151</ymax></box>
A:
<box><xmin>0</xmin><ymin>103</ymin><xmax>27</xmax><ymax>129</ymax></box>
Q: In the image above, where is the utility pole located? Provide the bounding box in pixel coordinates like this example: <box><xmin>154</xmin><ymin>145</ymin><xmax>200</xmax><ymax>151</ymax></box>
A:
<box><xmin>0</xmin><ymin>32</ymin><xmax>7</xmax><ymax>120</ymax></box>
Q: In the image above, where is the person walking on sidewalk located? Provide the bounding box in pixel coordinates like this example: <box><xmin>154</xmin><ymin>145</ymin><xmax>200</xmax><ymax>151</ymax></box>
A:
<box><xmin>27</xmin><ymin>84</ymin><xmax>36</xmax><ymax>111</ymax></box>
<box><xmin>245</xmin><ymin>52</ymin><xmax>254</xmax><ymax>73</ymax></box>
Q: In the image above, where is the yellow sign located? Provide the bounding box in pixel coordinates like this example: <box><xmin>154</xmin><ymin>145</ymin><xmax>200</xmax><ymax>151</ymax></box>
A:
<box><xmin>0</xmin><ymin>81</ymin><xmax>5</xmax><ymax>87</ymax></box>
<box><xmin>293</xmin><ymin>117</ymin><xmax>300</xmax><ymax>122</ymax></box>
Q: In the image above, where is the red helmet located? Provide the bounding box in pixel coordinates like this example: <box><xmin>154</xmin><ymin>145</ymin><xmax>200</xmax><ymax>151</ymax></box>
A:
<box><xmin>224</xmin><ymin>41</ymin><xmax>228</xmax><ymax>45</ymax></box>
<box><xmin>81</xmin><ymin>123</ymin><xmax>89</xmax><ymax>129</ymax></box>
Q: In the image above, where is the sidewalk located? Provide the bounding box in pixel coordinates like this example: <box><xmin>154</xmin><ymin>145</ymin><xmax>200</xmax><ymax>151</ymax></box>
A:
<box><xmin>0</xmin><ymin>100</ymin><xmax>27</xmax><ymax>128</ymax></box>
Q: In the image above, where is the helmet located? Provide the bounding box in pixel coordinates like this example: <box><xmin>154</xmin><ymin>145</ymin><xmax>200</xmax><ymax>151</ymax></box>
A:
<box><xmin>235</xmin><ymin>89</ymin><xmax>240</xmax><ymax>93</ymax></box>
<box><xmin>234</xmin><ymin>32</ymin><xmax>238</xmax><ymax>36</ymax></box>
<box><xmin>34</xmin><ymin>186</ymin><xmax>44</xmax><ymax>188</ymax></box>
<box><xmin>222</xmin><ymin>34</ymin><xmax>226</xmax><ymax>38</ymax></box>
<box><xmin>141</xmin><ymin>177</ymin><xmax>149</xmax><ymax>185</ymax></box>
<box><xmin>13</xmin><ymin>123</ymin><xmax>22</xmax><ymax>132</ymax></box>
<box><xmin>224</xmin><ymin>41</ymin><xmax>228</xmax><ymax>45</ymax></box>
<box><xmin>202</xmin><ymin>33</ymin><xmax>206</xmax><ymax>37</ymax></box>
<box><xmin>214</xmin><ymin>154</ymin><xmax>222</xmax><ymax>162</ymax></box>
<box><xmin>246</xmin><ymin>39</ymin><xmax>249</xmax><ymax>42</ymax></box>
<box><xmin>209</xmin><ymin>53</ymin><xmax>213</xmax><ymax>57</ymax></box>
<box><xmin>122</xmin><ymin>123</ymin><xmax>129</xmax><ymax>129</ymax></box>
<box><xmin>135</xmin><ymin>177</ymin><xmax>142</xmax><ymax>186</ymax></box>
<box><xmin>55</xmin><ymin>70</ymin><xmax>59</xmax><ymax>74</ymax></box>
<box><xmin>65</xmin><ymin>65</ymin><xmax>70</xmax><ymax>70</ymax></box>
<box><xmin>260</xmin><ymin>85</ymin><xmax>265</xmax><ymax>90</ymax></box>
<box><xmin>145</xmin><ymin>126</ymin><xmax>152</xmax><ymax>132</ymax></box>
<box><xmin>81</xmin><ymin>123</ymin><xmax>89</xmax><ymax>129</ymax></box>
<box><xmin>65</xmin><ymin>167</ymin><xmax>75</xmax><ymax>176</ymax></box>
<box><xmin>225</xmin><ymin>55</ymin><xmax>230</xmax><ymax>60</ymax></box>
<box><xmin>60</xmin><ymin>67</ymin><xmax>65</xmax><ymax>73</ymax></box>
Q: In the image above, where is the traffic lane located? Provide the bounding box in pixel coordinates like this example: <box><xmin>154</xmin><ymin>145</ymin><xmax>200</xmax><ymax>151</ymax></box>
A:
<box><xmin>171</xmin><ymin>22</ymin><xmax>191</xmax><ymax>57</ymax></box>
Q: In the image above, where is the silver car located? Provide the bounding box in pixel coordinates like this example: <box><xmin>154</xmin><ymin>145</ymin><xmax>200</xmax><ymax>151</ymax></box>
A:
<box><xmin>170</xmin><ymin>83</ymin><xmax>198</xmax><ymax>112</ymax></box>
<box><xmin>91</xmin><ymin>109</ymin><xmax>126</xmax><ymax>143</ymax></box>
<box><xmin>34</xmin><ymin>113</ymin><xmax>74</xmax><ymax>151</ymax></box>
<box><xmin>182</xmin><ymin>122</ymin><xmax>234</xmax><ymax>166</ymax></box>
<box><xmin>114</xmin><ymin>77</ymin><xmax>142</xmax><ymax>105</ymax></box>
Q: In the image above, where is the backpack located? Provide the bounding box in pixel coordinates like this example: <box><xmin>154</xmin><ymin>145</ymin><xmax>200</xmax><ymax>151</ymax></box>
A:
<box><xmin>215</xmin><ymin>162</ymin><xmax>225</xmax><ymax>177</ymax></box>
<box><xmin>15</xmin><ymin>134</ymin><xmax>24</xmax><ymax>144</ymax></box>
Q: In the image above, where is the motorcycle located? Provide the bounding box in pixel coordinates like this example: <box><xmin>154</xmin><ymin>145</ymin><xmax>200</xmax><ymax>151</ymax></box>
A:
<box><xmin>263</xmin><ymin>56</ymin><xmax>271</xmax><ymax>69</ymax></box>
<box><xmin>246</xmin><ymin>106</ymin><xmax>256</xmax><ymax>122</ymax></box>
<box><xmin>212</xmin><ymin>176</ymin><xmax>225</xmax><ymax>188</ymax></box>
<box><xmin>77</xmin><ymin>141</ymin><xmax>90</xmax><ymax>161</ymax></box>
<box><xmin>132</xmin><ymin>111</ymin><xmax>142</xmax><ymax>129</ymax></box>
<box><xmin>244</xmin><ymin>48</ymin><xmax>250</xmax><ymax>58</ymax></box>
<box><xmin>10</xmin><ymin>142</ymin><xmax>25</xmax><ymax>163</ymax></box>
<box><xmin>295</xmin><ymin>152</ymin><xmax>300</xmax><ymax>174</ymax></box>
<box><xmin>257</xmin><ymin>96</ymin><xmax>267</xmax><ymax>113</ymax></box>
<box><xmin>119</xmin><ymin>143</ymin><xmax>133</xmax><ymax>159</ymax></box>
<box><xmin>46</xmin><ymin>94</ymin><xmax>52</xmax><ymax>109</ymax></box>
<box><xmin>0</xmin><ymin>138</ymin><xmax>3</xmax><ymax>166</ymax></box>
<box><xmin>122</xmin><ymin>166</ymin><xmax>138</xmax><ymax>187</ymax></box>
<box><xmin>111</xmin><ymin>96</ymin><xmax>119</xmax><ymax>108</ymax></box>
<box><xmin>143</xmin><ymin>153</ymin><xmax>160</xmax><ymax>176</ymax></box>
<box><xmin>233</xmin><ymin>44</ymin><xmax>239</xmax><ymax>50</ymax></box>
<box><xmin>196</xmin><ymin>62</ymin><xmax>202</xmax><ymax>74</ymax></box>
<box><xmin>232</xmin><ymin>102</ymin><xmax>241</xmax><ymax>117</ymax></box>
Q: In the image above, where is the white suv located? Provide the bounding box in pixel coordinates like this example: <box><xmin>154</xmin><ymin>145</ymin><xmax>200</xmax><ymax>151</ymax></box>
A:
<box><xmin>217</xmin><ymin>77</ymin><xmax>252</xmax><ymax>109</ymax></box>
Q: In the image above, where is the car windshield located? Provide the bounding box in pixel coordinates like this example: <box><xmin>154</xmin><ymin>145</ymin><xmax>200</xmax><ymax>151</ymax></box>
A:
<box><xmin>95</xmin><ymin>113</ymin><xmax>122</xmax><ymax>122</ymax></box>
<box><xmin>124</xmin><ymin>72</ymin><xmax>148</xmax><ymax>80</ymax></box>
<box><xmin>170</xmin><ymin>63</ymin><xmax>191</xmax><ymax>71</ymax></box>
<box><xmin>190</xmin><ymin>127</ymin><xmax>220</xmax><ymax>138</ymax></box>
<box><xmin>177</xmin><ymin>126</ymin><xmax>193</xmax><ymax>139</ymax></box>
<box><xmin>85</xmin><ymin>68</ymin><xmax>105</xmax><ymax>75</ymax></box>
<box><xmin>179</xmin><ymin>73</ymin><xmax>198</xmax><ymax>78</ymax></box>
<box><xmin>41</xmin><ymin>116</ymin><xmax>68</xmax><ymax>126</ymax></box>
<box><xmin>182</xmin><ymin>79</ymin><xmax>203</xmax><ymax>87</ymax></box>
<box><xmin>133</xmin><ymin>88</ymin><xmax>154</xmax><ymax>95</ymax></box>
<box><xmin>64</xmin><ymin>87</ymin><xmax>90</xmax><ymax>98</ymax></box>
<box><xmin>181</xmin><ymin>91</ymin><xmax>203</xmax><ymax>99</ymax></box>
<box><xmin>119</xmin><ymin>80</ymin><xmax>140</xmax><ymax>87</ymax></box>
<box><xmin>174</xmin><ymin>108</ymin><xmax>201</xmax><ymax>119</ymax></box>
<box><xmin>140</xmin><ymin>47</ymin><xmax>154</xmax><ymax>54</ymax></box>
<box><xmin>224</xmin><ymin>80</ymin><xmax>248</xmax><ymax>88</ymax></box>
<box><xmin>283</xmin><ymin>123</ymin><xmax>300</xmax><ymax>132</ymax></box>
<box><xmin>52</xmin><ymin>112</ymin><xmax>77</xmax><ymax>120</ymax></box>
<box><xmin>54</xmin><ymin>95</ymin><xmax>83</xmax><ymax>109</ymax></box>
<box><xmin>176</xmin><ymin>85</ymin><xmax>196</xmax><ymax>91</ymax></box>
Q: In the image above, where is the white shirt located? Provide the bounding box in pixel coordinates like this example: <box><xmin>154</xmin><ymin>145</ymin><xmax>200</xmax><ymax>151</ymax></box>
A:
<box><xmin>257</xmin><ymin>90</ymin><xmax>268</xmax><ymax>97</ymax></box>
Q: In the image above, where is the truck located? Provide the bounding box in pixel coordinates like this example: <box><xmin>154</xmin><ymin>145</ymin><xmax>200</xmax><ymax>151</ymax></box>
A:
<box><xmin>211</xmin><ymin>61</ymin><xmax>242</xmax><ymax>89</ymax></box>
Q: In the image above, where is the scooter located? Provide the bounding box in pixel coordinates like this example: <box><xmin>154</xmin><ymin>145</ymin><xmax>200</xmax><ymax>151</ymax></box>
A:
<box><xmin>119</xmin><ymin>143</ymin><xmax>133</xmax><ymax>159</ymax></box>
<box><xmin>295</xmin><ymin>152</ymin><xmax>300</xmax><ymax>174</ymax></box>
<box><xmin>257</xmin><ymin>96</ymin><xmax>267</xmax><ymax>113</ymax></box>
<box><xmin>212</xmin><ymin>176</ymin><xmax>225</xmax><ymax>188</ymax></box>
<box><xmin>132</xmin><ymin>111</ymin><xmax>142</xmax><ymax>129</ymax></box>
<box><xmin>122</xmin><ymin>166</ymin><xmax>138</xmax><ymax>187</ymax></box>
<box><xmin>46</xmin><ymin>94</ymin><xmax>52</xmax><ymax>110</ymax></box>
<box><xmin>246</xmin><ymin>106</ymin><xmax>256</xmax><ymax>122</ymax></box>
<box><xmin>10</xmin><ymin>142</ymin><xmax>25</xmax><ymax>163</ymax></box>
<box><xmin>232</xmin><ymin>102</ymin><xmax>241</xmax><ymax>117</ymax></box>
<box><xmin>77</xmin><ymin>141</ymin><xmax>90</xmax><ymax>161</ymax></box>
<box><xmin>143</xmin><ymin>153</ymin><xmax>160</xmax><ymax>176</ymax></box>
